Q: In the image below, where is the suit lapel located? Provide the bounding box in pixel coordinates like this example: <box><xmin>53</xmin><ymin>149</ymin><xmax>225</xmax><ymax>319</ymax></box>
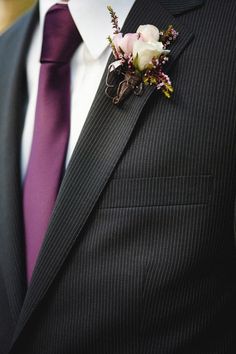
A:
<box><xmin>12</xmin><ymin>0</ymin><xmax>204</xmax><ymax>346</ymax></box>
<box><xmin>160</xmin><ymin>0</ymin><xmax>205</xmax><ymax>15</ymax></box>
<box><xmin>0</xmin><ymin>7</ymin><xmax>38</xmax><ymax>325</ymax></box>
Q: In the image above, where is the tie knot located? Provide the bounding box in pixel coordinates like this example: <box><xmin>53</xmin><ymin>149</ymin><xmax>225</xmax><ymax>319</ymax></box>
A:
<box><xmin>41</xmin><ymin>4</ymin><xmax>81</xmax><ymax>64</ymax></box>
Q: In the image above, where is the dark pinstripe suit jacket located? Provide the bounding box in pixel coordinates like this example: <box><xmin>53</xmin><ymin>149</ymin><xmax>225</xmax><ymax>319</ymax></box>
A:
<box><xmin>0</xmin><ymin>0</ymin><xmax>236</xmax><ymax>353</ymax></box>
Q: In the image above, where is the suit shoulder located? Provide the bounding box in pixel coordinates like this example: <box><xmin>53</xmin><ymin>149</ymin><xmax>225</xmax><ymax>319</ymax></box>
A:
<box><xmin>206</xmin><ymin>0</ymin><xmax>236</xmax><ymax>12</ymax></box>
<box><xmin>0</xmin><ymin>6</ymin><xmax>37</xmax><ymax>61</ymax></box>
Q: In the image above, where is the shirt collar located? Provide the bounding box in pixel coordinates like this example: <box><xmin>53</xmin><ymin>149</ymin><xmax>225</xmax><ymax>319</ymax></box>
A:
<box><xmin>39</xmin><ymin>0</ymin><xmax>136</xmax><ymax>59</ymax></box>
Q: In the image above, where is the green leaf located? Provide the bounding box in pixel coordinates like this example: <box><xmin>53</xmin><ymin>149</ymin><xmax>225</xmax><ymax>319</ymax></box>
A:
<box><xmin>133</xmin><ymin>53</ymin><xmax>140</xmax><ymax>71</ymax></box>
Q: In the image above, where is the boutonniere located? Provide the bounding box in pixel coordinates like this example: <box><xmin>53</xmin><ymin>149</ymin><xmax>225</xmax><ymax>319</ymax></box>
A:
<box><xmin>105</xmin><ymin>6</ymin><xmax>178</xmax><ymax>105</ymax></box>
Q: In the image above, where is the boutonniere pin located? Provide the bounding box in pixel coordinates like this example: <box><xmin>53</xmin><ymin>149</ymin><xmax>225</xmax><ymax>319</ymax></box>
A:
<box><xmin>106</xmin><ymin>6</ymin><xmax>178</xmax><ymax>105</ymax></box>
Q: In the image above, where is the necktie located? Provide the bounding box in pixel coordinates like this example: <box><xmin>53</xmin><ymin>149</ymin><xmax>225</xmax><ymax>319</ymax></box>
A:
<box><xmin>23</xmin><ymin>4</ymin><xmax>80</xmax><ymax>283</ymax></box>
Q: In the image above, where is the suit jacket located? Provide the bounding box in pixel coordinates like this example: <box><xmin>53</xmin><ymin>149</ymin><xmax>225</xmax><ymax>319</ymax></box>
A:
<box><xmin>0</xmin><ymin>0</ymin><xmax>235</xmax><ymax>353</ymax></box>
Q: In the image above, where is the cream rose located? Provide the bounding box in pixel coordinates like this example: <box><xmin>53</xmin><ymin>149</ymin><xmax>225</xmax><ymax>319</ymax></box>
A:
<box><xmin>133</xmin><ymin>40</ymin><xmax>169</xmax><ymax>71</ymax></box>
<box><xmin>136</xmin><ymin>24</ymin><xmax>160</xmax><ymax>42</ymax></box>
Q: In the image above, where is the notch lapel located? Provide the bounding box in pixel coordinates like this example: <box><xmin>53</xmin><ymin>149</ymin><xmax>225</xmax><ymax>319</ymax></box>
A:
<box><xmin>11</xmin><ymin>0</ymin><xmax>204</xmax><ymax>347</ymax></box>
<box><xmin>160</xmin><ymin>0</ymin><xmax>205</xmax><ymax>15</ymax></box>
<box><xmin>0</xmin><ymin>7</ymin><xmax>38</xmax><ymax>325</ymax></box>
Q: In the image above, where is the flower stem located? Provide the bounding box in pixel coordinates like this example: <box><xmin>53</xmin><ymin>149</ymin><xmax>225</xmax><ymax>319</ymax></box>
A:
<box><xmin>107</xmin><ymin>5</ymin><xmax>120</xmax><ymax>34</ymax></box>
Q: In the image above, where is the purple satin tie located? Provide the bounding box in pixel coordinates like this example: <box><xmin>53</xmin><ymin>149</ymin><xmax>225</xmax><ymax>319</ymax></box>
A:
<box><xmin>23</xmin><ymin>4</ymin><xmax>80</xmax><ymax>283</ymax></box>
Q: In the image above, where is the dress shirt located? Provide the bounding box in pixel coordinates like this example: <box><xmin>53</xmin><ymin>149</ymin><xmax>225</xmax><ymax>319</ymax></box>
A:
<box><xmin>21</xmin><ymin>0</ymin><xmax>136</xmax><ymax>182</ymax></box>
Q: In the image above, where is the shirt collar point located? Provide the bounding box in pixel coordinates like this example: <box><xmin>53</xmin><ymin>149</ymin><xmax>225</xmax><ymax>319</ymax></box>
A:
<box><xmin>84</xmin><ymin>42</ymin><xmax>110</xmax><ymax>60</ymax></box>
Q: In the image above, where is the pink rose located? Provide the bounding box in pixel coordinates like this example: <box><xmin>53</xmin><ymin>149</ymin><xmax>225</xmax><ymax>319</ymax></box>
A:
<box><xmin>113</xmin><ymin>33</ymin><xmax>140</xmax><ymax>55</ymax></box>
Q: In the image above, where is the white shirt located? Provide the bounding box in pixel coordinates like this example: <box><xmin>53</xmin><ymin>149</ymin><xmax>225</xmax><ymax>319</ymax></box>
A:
<box><xmin>21</xmin><ymin>0</ymin><xmax>136</xmax><ymax>182</ymax></box>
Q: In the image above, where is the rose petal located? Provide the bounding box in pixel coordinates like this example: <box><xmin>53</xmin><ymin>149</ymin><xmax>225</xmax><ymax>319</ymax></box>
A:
<box><xmin>136</xmin><ymin>24</ymin><xmax>160</xmax><ymax>42</ymax></box>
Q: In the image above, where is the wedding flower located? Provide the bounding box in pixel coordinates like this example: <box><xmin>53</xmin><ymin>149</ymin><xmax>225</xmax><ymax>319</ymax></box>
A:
<box><xmin>133</xmin><ymin>40</ymin><xmax>169</xmax><ymax>71</ymax></box>
<box><xmin>113</xmin><ymin>33</ymin><xmax>140</xmax><ymax>55</ymax></box>
<box><xmin>106</xmin><ymin>6</ymin><xmax>178</xmax><ymax>104</ymax></box>
<box><xmin>136</xmin><ymin>24</ymin><xmax>160</xmax><ymax>42</ymax></box>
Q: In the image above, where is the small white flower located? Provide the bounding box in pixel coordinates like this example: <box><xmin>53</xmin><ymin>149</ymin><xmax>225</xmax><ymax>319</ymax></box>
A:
<box><xmin>136</xmin><ymin>24</ymin><xmax>160</xmax><ymax>42</ymax></box>
<box><xmin>133</xmin><ymin>40</ymin><xmax>170</xmax><ymax>71</ymax></box>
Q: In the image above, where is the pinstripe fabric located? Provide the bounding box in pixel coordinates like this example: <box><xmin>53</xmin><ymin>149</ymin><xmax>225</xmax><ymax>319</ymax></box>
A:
<box><xmin>0</xmin><ymin>0</ymin><xmax>236</xmax><ymax>353</ymax></box>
